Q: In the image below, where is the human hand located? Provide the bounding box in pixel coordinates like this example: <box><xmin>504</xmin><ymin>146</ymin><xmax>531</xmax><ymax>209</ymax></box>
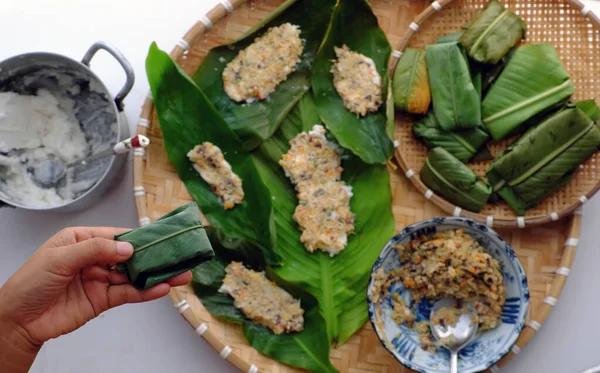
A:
<box><xmin>0</xmin><ymin>227</ymin><xmax>192</xmax><ymax>349</ymax></box>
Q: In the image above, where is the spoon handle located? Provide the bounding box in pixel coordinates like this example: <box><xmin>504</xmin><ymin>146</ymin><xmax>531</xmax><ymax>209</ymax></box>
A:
<box><xmin>451</xmin><ymin>351</ymin><xmax>458</xmax><ymax>373</ymax></box>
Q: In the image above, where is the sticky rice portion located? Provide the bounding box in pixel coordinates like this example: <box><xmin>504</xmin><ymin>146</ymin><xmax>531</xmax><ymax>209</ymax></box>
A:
<box><xmin>188</xmin><ymin>142</ymin><xmax>244</xmax><ymax>210</ymax></box>
<box><xmin>219</xmin><ymin>262</ymin><xmax>305</xmax><ymax>334</ymax></box>
<box><xmin>223</xmin><ymin>23</ymin><xmax>304</xmax><ymax>103</ymax></box>
<box><xmin>331</xmin><ymin>45</ymin><xmax>383</xmax><ymax>116</ymax></box>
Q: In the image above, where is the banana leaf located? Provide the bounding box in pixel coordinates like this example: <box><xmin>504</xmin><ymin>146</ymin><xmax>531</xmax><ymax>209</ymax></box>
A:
<box><xmin>436</xmin><ymin>31</ymin><xmax>463</xmax><ymax>44</ymax></box>
<box><xmin>146</xmin><ymin>43</ymin><xmax>279</xmax><ymax>265</ymax></box>
<box><xmin>488</xmin><ymin>106</ymin><xmax>600</xmax><ymax>215</ymax></box>
<box><xmin>413</xmin><ymin>111</ymin><xmax>489</xmax><ymax>162</ymax></box>
<box><xmin>420</xmin><ymin>147</ymin><xmax>492</xmax><ymax>212</ymax></box>
<box><xmin>392</xmin><ymin>48</ymin><xmax>430</xmax><ymax>114</ymax></box>
<box><xmin>425</xmin><ymin>42</ymin><xmax>481</xmax><ymax>130</ymax></box>
<box><xmin>193</xmin><ymin>228</ymin><xmax>338</xmax><ymax>373</ymax></box>
<box><xmin>115</xmin><ymin>203</ymin><xmax>214</xmax><ymax>290</ymax></box>
<box><xmin>575</xmin><ymin>99</ymin><xmax>600</xmax><ymax>121</ymax></box>
<box><xmin>193</xmin><ymin>0</ymin><xmax>336</xmax><ymax>151</ymax></box>
<box><xmin>482</xmin><ymin>44</ymin><xmax>575</xmax><ymax>140</ymax></box>
<box><xmin>255</xmin><ymin>93</ymin><xmax>395</xmax><ymax>345</ymax></box>
<box><xmin>481</xmin><ymin>47</ymin><xmax>516</xmax><ymax>97</ymax></box>
<box><xmin>311</xmin><ymin>0</ymin><xmax>394</xmax><ymax>164</ymax></box>
<box><xmin>459</xmin><ymin>0</ymin><xmax>526</xmax><ymax>64</ymax></box>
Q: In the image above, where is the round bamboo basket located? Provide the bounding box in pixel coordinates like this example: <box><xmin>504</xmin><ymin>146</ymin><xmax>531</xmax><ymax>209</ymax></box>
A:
<box><xmin>132</xmin><ymin>0</ymin><xmax>585</xmax><ymax>372</ymax></box>
<box><xmin>391</xmin><ymin>0</ymin><xmax>600</xmax><ymax>228</ymax></box>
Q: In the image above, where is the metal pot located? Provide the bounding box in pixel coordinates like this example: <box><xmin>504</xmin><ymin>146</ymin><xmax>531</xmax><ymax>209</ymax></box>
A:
<box><xmin>0</xmin><ymin>41</ymin><xmax>134</xmax><ymax>212</ymax></box>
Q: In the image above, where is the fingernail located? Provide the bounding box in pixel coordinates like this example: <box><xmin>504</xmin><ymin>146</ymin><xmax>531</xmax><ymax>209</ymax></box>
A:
<box><xmin>117</xmin><ymin>241</ymin><xmax>134</xmax><ymax>256</ymax></box>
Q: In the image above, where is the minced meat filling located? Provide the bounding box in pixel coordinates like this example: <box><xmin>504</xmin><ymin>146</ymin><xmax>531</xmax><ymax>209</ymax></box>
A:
<box><xmin>279</xmin><ymin>125</ymin><xmax>355</xmax><ymax>256</ymax></box>
<box><xmin>331</xmin><ymin>45</ymin><xmax>383</xmax><ymax>116</ymax></box>
<box><xmin>188</xmin><ymin>142</ymin><xmax>244</xmax><ymax>210</ymax></box>
<box><xmin>222</xmin><ymin>23</ymin><xmax>304</xmax><ymax>103</ymax></box>
<box><xmin>219</xmin><ymin>262</ymin><xmax>304</xmax><ymax>334</ymax></box>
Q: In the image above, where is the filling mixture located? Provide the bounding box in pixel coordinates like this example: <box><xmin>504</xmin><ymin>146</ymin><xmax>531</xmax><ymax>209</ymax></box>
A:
<box><xmin>0</xmin><ymin>89</ymin><xmax>90</xmax><ymax>208</ymax></box>
<box><xmin>371</xmin><ymin>229</ymin><xmax>505</xmax><ymax>352</ymax></box>
<box><xmin>222</xmin><ymin>23</ymin><xmax>304</xmax><ymax>103</ymax></box>
<box><xmin>279</xmin><ymin>125</ymin><xmax>354</xmax><ymax>256</ymax></box>
<box><xmin>188</xmin><ymin>142</ymin><xmax>244</xmax><ymax>210</ymax></box>
<box><xmin>219</xmin><ymin>261</ymin><xmax>305</xmax><ymax>334</ymax></box>
<box><xmin>331</xmin><ymin>45</ymin><xmax>382</xmax><ymax>117</ymax></box>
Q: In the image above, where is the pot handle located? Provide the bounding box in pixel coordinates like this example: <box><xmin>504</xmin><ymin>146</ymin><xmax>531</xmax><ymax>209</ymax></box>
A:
<box><xmin>81</xmin><ymin>41</ymin><xmax>135</xmax><ymax>112</ymax></box>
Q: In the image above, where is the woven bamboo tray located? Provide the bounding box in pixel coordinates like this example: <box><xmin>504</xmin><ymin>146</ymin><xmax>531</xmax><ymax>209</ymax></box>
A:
<box><xmin>132</xmin><ymin>0</ymin><xmax>584</xmax><ymax>372</ymax></box>
<box><xmin>392</xmin><ymin>0</ymin><xmax>600</xmax><ymax>228</ymax></box>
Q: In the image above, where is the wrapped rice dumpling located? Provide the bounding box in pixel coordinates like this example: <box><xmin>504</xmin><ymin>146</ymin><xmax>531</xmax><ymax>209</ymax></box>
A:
<box><xmin>459</xmin><ymin>0</ymin><xmax>526</xmax><ymax>64</ymax></box>
<box><xmin>413</xmin><ymin>112</ymin><xmax>489</xmax><ymax>162</ymax></box>
<box><xmin>116</xmin><ymin>203</ymin><xmax>214</xmax><ymax>289</ymax></box>
<box><xmin>426</xmin><ymin>42</ymin><xmax>481</xmax><ymax>130</ymax></box>
<box><xmin>482</xmin><ymin>44</ymin><xmax>575</xmax><ymax>140</ymax></box>
<box><xmin>392</xmin><ymin>48</ymin><xmax>430</xmax><ymax>114</ymax></box>
<box><xmin>487</xmin><ymin>105</ymin><xmax>600</xmax><ymax>215</ymax></box>
<box><xmin>420</xmin><ymin>147</ymin><xmax>492</xmax><ymax>212</ymax></box>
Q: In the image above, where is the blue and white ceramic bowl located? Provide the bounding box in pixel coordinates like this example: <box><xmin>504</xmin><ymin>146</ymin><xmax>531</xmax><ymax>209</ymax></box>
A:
<box><xmin>367</xmin><ymin>217</ymin><xmax>529</xmax><ymax>373</ymax></box>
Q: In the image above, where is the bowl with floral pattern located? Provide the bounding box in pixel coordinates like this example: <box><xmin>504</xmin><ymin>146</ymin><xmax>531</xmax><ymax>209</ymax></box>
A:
<box><xmin>367</xmin><ymin>217</ymin><xmax>529</xmax><ymax>373</ymax></box>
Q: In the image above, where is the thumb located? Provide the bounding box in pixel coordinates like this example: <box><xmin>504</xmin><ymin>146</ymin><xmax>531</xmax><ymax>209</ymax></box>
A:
<box><xmin>57</xmin><ymin>238</ymin><xmax>134</xmax><ymax>270</ymax></box>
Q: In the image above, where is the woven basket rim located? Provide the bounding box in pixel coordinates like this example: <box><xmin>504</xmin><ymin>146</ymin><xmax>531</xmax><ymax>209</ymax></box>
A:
<box><xmin>131</xmin><ymin>0</ymin><xmax>585</xmax><ymax>372</ymax></box>
<box><xmin>390</xmin><ymin>0</ymin><xmax>600</xmax><ymax>228</ymax></box>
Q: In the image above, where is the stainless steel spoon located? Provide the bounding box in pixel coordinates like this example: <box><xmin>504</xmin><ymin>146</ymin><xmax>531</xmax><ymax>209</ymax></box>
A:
<box><xmin>430</xmin><ymin>299</ymin><xmax>479</xmax><ymax>373</ymax></box>
<box><xmin>31</xmin><ymin>135</ymin><xmax>150</xmax><ymax>188</ymax></box>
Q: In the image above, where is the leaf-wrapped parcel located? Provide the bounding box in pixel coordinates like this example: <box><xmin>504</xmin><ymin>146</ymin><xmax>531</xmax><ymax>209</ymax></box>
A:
<box><xmin>115</xmin><ymin>203</ymin><xmax>214</xmax><ymax>290</ymax></box>
<box><xmin>392</xmin><ymin>48</ymin><xmax>430</xmax><ymax>114</ymax></box>
<box><xmin>426</xmin><ymin>42</ymin><xmax>481</xmax><ymax>130</ymax></box>
<box><xmin>459</xmin><ymin>0</ymin><xmax>526</xmax><ymax>64</ymax></box>
<box><xmin>193</xmin><ymin>228</ymin><xmax>338</xmax><ymax>373</ymax></box>
<box><xmin>413</xmin><ymin>111</ymin><xmax>489</xmax><ymax>162</ymax></box>
<box><xmin>482</xmin><ymin>44</ymin><xmax>575</xmax><ymax>140</ymax></box>
<box><xmin>487</xmin><ymin>105</ymin><xmax>600</xmax><ymax>215</ymax></box>
<box><xmin>420</xmin><ymin>147</ymin><xmax>492</xmax><ymax>212</ymax></box>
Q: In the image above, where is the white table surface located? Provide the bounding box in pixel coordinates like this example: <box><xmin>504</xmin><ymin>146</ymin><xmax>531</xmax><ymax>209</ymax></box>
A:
<box><xmin>1</xmin><ymin>1</ymin><xmax>599</xmax><ymax>372</ymax></box>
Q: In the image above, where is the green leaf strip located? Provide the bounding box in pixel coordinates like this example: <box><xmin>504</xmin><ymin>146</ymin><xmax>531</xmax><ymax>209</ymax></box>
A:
<box><xmin>133</xmin><ymin>225</ymin><xmax>205</xmax><ymax>253</ymax></box>
<box><xmin>450</xmin><ymin>132</ymin><xmax>477</xmax><ymax>153</ymax></box>
<box><xmin>446</xmin><ymin>47</ymin><xmax>459</xmax><ymax>125</ymax></box>
<box><xmin>507</xmin><ymin>121</ymin><xmax>596</xmax><ymax>187</ymax></box>
<box><xmin>470</xmin><ymin>10</ymin><xmax>510</xmax><ymax>54</ymax></box>
<box><xmin>484</xmin><ymin>79</ymin><xmax>573</xmax><ymax>123</ymax></box>
<box><xmin>424</xmin><ymin>158</ymin><xmax>484</xmax><ymax>206</ymax></box>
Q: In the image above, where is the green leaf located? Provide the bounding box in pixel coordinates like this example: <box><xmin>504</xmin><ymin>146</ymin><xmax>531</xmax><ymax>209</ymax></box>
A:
<box><xmin>256</xmin><ymin>93</ymin><xmax>395</xmax><ymax>344</ymax></box>
<box><xmin>311</xmin><ymin>0</ymin><xmax>394</xmax><ymax>164</ymax></box>
<box><xmin>193</xmin><ymin>0</ymin><xmax>336</xmax><ymax>151</ymax></box>
<box><xmin>413</xmin><ymin>111</ymin><xmax>489</xmax><ymax>162</ymax></box>
<box><xmin>575</xmin><ymin>99</ymin><xmax>600</xmax><ymax>121</ymax></box>
<box><xmin>425</xmin><ymin>42</ymin><xmax>481</xmax><ymax>130</ymax></box>
<box><xmin>392</xmin><ymin>48</ymin><xmax>430</xmax><ymax>114</ymax></box>
<box><xmin>488</xmin><ymin>106</ymin><xmax>600</xmax><ymax>213</ymax></box>
<box><xmin>193</xmin><ymin>228</ymin><xmax>338</xmax><ymax>373</ymax></box>
<box><xmin>459</xmin><ymin>0</ymin><xmax>526</xmax><ymax>64</ymax></box>
<box><xmin>146</xmin><ymin>43</ymin><xmax>279</xmax><ymax>265</ymax></box>
<box><xmin>481</xmin><ymin>47</ymin><xmax>516</xmax><ymax>97</ymax></box>
<box><xmin>420</xmin><ymin>147</ymin><xmax>492</xmax><ymax>212</ymax></box>
<box><xmin>436</xmin><ymin>31</ymin><xmax>464</xmax><ymax>44</ymax></box>
<box><xmin>482</xmin><ymin>44</ymin><xmax>575</xmax><ymax>140</ymax></box>
<box><xmin>115</xmin><ymin>203</ymin><xmax>214</xmax><ymax>289</ymax></box>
